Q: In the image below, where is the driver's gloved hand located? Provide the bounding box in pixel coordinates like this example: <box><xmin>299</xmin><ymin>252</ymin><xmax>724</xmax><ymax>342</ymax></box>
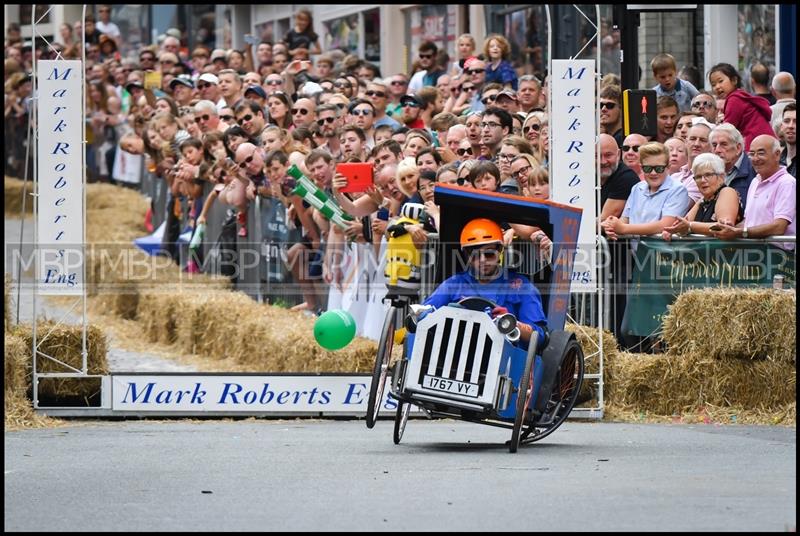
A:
<box><xmin>491</xmin><ymin>306</ymin><xmax>509</xmax><ymax>318</ymax></box>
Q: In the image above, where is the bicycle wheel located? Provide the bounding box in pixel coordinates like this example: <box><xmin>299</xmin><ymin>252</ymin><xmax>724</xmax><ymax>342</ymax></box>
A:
<box><xmin>522</xmin><ymin>339</ymin><xmax>584</xmax><ymax>444</ymax></box>
<box><xmin>509</xmin><ymin>350</ymin><xmax>534</xmax><ymax>453</ymax></box>
<box><xmin>366</xmin><ymin>306</ymin><xmax>396</xmax><ymax>429</ymax></box>
<box><xmin>393</xmin><ymin>400</ymin><xmax>411</xmax><ymax>444</ymax></box>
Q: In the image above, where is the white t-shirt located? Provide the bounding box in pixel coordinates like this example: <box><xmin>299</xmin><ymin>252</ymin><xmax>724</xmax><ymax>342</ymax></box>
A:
<box><xmin>408</xmin><ymin>70</ymin><xmax>427</xmax><ymax>94</ymax></box>
<box><xmin>96</xmin><ymin>21</ymin><xmax>121</xmax><ymax>39</ymax></box>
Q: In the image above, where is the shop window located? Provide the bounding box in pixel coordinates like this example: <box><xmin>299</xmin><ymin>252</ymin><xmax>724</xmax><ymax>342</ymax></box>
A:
<box><xmin>485</xmin><ymin>5</ymin><xmax>617</xmax><ymax>80</ymax></box>
<box><xmin>364</xmin><ymin>8</ymin><xmax>380</xmax><ymax>63</ymax></box>
<box><xmin>323</xmin><ymin>14</ymin><xmax>360</xmax><ymax>56</ymax></box>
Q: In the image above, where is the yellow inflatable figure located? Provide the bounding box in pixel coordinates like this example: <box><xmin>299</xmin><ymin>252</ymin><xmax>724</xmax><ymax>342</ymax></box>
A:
<box><xmin>384</xmin><ymin>203</ymin><xmax>426</xmax><ymax>296</ymax></box>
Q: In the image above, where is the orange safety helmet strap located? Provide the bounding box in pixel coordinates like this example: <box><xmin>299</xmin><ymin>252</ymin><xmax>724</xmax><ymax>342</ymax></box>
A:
<box><xmin>460</xmin><ymin>218</ymin><xmax>504</xmax><ymax>248</ymax></box>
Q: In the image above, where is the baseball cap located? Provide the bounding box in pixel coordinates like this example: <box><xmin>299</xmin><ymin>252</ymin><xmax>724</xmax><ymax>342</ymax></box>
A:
<box><xmin>197</xmin><ymin>73</ymin><xmax>219</xmax><ymax>85</ymax></box>
<box><xmin>496</xmin><ymin>89</ymin><xmax>518</xmax><ymax>101</ymax></box>
<box><xmin>169</xmin><ymin>76</ymin><xmax>194</xmax><ymax>89</ymax></box>
<box><xmin>125</xmin><ymin>81</ymin><xmax>144</xmax><ymax>92</ymax></box>
<box><xmin>691</xmin><ymin>116</ymin><xmax>716</xmax><ymax>130</ymax></box>
<box><xmin>301</xmin><ymin>82</ymin><xmax>323</xmax><ymax>97</ymax></box>
<box><xmin>166</xmin><ymin>28</ymin><xmax>182</xmax><ymax>39</ymax></box>
<box><xmin>244</xmin><ymin>85</ymin><xmax>267</xmax><ymax>99</ymax></box>
<box><xmin>400</xmin><ymin>94</ymin><xmax>424</xmax><ymax>108</ymax></box>
<box><xmin>210</xmin><ymin>49</ymin><xmax>228</xmax><ymax>62</ymax></box>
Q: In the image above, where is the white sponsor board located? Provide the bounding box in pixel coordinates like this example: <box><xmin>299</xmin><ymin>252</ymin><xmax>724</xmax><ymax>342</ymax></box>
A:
<box><xmin>112</xmin><ymin>375</ymin><xmax>416</xmax><ymax>414</ymax></box>
<box><xmin>112</xmin><ymin>147</ymin><xmax>142</xmax><ymax>185</ymax></box>
<box><xmin>550</xmin><ymin>59</ymin><xmax>598</xmax><ymax>292</ymax></box>
<box><xmin>36</xmin><ymin>60</ymin><xmax>84</xmax><ymax>295</ymax></box>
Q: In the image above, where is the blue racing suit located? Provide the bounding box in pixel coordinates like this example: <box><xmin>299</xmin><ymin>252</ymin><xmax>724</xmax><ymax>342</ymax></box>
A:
<box><xmin>422</xmin><ymin>270</ymin><xmax>548</xmax><ymax>349</ymax></box>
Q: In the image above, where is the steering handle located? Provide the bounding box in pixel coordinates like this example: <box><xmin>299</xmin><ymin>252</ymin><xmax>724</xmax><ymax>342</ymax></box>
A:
<box><xmin>457</xmin><ymin>296</ymin><xmax>498</xmax><ymax>312</ymax></box>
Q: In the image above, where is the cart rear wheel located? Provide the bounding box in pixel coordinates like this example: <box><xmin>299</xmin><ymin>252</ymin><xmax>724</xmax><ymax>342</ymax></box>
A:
<box><xmin>393</xmin><ymin>400</ymin><xmax>411</xmax><ymax>444</ymax></box>
<box><xmin>366</xmin><ymin>306</ymin><xmax>396</xmax><ymax>429</ymax></box>
<box><xmin>523</xmin><ymin>339</ymin><xmax>584</xmax><ymax>444</ymax></box>
<box><xmin>509</xmin><ymin>350</ymin><xmax>535</xmax><ymax>453</ymax></box>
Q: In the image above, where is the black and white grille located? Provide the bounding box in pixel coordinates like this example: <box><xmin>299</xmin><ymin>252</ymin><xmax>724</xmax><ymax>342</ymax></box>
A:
<box><xmin>405</xmin><ymin>307</ymin><xmax>507</xmax><ymax>408</ymax></box>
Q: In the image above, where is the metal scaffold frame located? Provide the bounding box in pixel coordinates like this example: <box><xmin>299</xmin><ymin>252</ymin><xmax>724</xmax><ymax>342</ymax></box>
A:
<box><xmin>31</xmin><ymin>5</ymin><xmax>94</xmax><ymax>411</ymax></box>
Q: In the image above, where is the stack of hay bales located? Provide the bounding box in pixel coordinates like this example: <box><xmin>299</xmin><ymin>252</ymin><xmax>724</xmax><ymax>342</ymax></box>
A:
<box><xmin>605</xmin><ymin>288</ymin><xmax>795</xmax><ymax>423</ymax></box>
<box><xmin>135</xmin><ymin>289</ymin><xmax>378</xmax><ymax>372</ymax></box>
<box><xmin>662</xmin><ymin>288</ymin><xmax>795</xmax><ymax>363</ymax></box>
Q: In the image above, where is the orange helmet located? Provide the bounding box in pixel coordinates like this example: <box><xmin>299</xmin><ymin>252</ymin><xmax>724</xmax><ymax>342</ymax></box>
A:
<box><xmin>460</xmin><ymin>218</ymin><xmax>504</xmax><ymax>249</ymax></box>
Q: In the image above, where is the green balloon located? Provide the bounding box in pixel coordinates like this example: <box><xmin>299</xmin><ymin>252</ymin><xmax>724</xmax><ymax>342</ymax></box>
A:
<box><xmin>314</xmin><ymin>309</ymin><xmax>357</xmax><ymax>350</ymax></box>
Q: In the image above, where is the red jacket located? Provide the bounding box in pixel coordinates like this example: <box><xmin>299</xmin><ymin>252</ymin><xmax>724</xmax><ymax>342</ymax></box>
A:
<box><xmin>723</xmin><ymin>88</ymin><xmax>775</xmax><ymax>151</ymax></box>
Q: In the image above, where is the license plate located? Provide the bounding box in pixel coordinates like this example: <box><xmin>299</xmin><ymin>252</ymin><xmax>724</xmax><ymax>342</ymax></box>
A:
<box><xmin>422</xmin><ymin>375</ymin><xmax>479</xmax><ymax>398</ymax></box>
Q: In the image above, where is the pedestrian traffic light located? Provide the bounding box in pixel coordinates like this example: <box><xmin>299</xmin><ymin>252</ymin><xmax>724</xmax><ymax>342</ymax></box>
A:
<box><xmin>623</xmin><ymin>89</ymin><xmax>657</xmax><ymax>137</ymax></box>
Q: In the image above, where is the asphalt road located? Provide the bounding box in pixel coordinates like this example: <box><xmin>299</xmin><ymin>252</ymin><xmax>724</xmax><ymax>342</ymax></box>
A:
<box><xmin>4</xmin><ymin>419</ymin><xmax>796</xmax><ymax>532</ymax></box>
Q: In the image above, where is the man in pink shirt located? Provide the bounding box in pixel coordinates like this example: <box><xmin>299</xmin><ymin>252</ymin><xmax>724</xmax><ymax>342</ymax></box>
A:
<box><xmin>712</xmin><ymin>134</ymin><xmax>796</xmax><ymax>250</ymax></box>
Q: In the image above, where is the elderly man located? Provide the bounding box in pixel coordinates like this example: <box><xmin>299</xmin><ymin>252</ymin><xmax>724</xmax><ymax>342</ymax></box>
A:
<box><xmin>620</xmin><ymin>132</ymin><xmax>649</xmax><ymax>179</ymax></box>
<box><xmin>446</xmin><ymin>124</ymin><xmax>467</xmax><ymax>155</ymax></box>
<box><xmin>712</xmin><ymin>134</ymin><xmax>796</xmax><ymax>250</ymax></box>
<box><xmin>668</xmin><ymin>120</ymin><xmax>711</xmax><ymax>204</ymax></box>
<box><xmin>770</xmin><ymin>72</ymin><xmax>796</xmax><ymax>135</ymax></box>
<box><xmin>161</xmin><ymin>35</ymin><xmax>181</xmax><ymax>56</ymax></box>
<box><xmin>169</xmin><ymin>76</ymin><xmax>195</xmax><ymax>106</ymax></box>
<box><xmin>194</xmin><ymin>100</ymin><xmax>229</xmax><ymax>133</ymax></box>
<box><xmin>710</xmin><ymin>123</ymin><xmax>756</xmax><ymax>208</ymax></box>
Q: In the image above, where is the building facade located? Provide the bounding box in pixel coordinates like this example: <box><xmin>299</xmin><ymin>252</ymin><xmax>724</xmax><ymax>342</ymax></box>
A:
<box><xmin>5</xmin><ymin>4</ymin><xmax>796</xmax><ymax>90</ymax></box>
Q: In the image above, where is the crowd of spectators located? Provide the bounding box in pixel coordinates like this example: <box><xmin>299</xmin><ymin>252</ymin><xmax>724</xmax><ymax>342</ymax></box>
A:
<box><xmin>4</xmin><ymin>10</ymin><xmax>796</xmax><ymax>345</ymax></box>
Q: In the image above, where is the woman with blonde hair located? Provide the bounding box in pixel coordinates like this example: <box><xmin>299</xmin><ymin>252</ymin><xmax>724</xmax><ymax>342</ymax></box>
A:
<box><xmin>456</xmin><ymin>158</ymin><xmax>478</xmax><ymax>186</ymax></box>
<box><xmin>396</xmin><ymin>157</ymin><xmax>421</xmax><ymax>200</ymax></box>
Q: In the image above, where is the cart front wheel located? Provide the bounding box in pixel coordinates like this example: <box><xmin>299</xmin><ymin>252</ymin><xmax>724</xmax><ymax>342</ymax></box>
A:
<box><xmin>366</xmin><ymin>306</ymin><xmax>396</xmax><ymax>429</ymax></box>
<box><xmin>509</xmin><ymin>350</ymin><xmax>534</xmax><ymax>453</ymax></box>
<box><xmin>393</xmin><ymin>401</ymin><xmax>411</xmax><ymax>444</ymax></box>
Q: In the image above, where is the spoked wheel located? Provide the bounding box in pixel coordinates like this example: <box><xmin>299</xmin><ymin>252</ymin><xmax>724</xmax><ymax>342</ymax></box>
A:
<box><xmin>509</xmin><ymin>350</ymin><xmax>535</xmax><ymax>453</ymax></box>
<box><xmin>366</xmin><ymin>306</ymin><xmax>396</xmax><ymax>429</ymax></box>
<box><xmin>521</xmin><ymin>339</ymin><xmax>584</xmax><ymax>444</ymax></box>
<box><xmin>393</xmin><ymin>400</ymin><xmax>411</xmax><ymax>444</ymax></box>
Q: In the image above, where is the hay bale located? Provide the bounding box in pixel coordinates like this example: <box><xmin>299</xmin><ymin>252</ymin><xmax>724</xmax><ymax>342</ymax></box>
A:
<box><xmin>662</xmin><ymin>288</ymin><xmax>796</xmax><ymax>363</ymax></box>
<box><xmin>603</xmin><ymin>351</ymin><xmax>795</xmax><ymax>415</ymax></box>
<box><xmin>10</xmin><ymin>322</ymin><xmax>109</xmax><ymax>399</ymax></box>
<box><xmin>137</xmin><ymin>288</ymin><xmax>379</xmax><ymax>372</ymax></box>
<box><xmin>3</xmin><ymin>332</ymin><xmax>65</xmax><ymax>430</ymax></box>
<box><xmin>4</xmin><ymin>176</ymin><xmax>35</xmax><ymax>215</ymax></box>
<box><xmin>5</xmin><ymin>333</ymin><xmax>30</xmax><ymax>397</ymax></box>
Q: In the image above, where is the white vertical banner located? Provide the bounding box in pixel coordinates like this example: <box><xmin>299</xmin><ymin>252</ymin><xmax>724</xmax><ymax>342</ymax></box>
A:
<box><xmin>550</xmin><ymin>59</ymin><xmax>597</xmax><ymax>293</ymax></box>
<box><xmin>37</xmin><ymin>60</ymin><xmax>85</xmax><ymax>295</ymax></box>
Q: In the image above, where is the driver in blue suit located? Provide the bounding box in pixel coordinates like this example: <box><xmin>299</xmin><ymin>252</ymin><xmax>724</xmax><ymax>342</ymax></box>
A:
<box><xmin>421</xmin><ymin>218</ymin><xmax>548</xmax><ymax>348</ymax></box>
